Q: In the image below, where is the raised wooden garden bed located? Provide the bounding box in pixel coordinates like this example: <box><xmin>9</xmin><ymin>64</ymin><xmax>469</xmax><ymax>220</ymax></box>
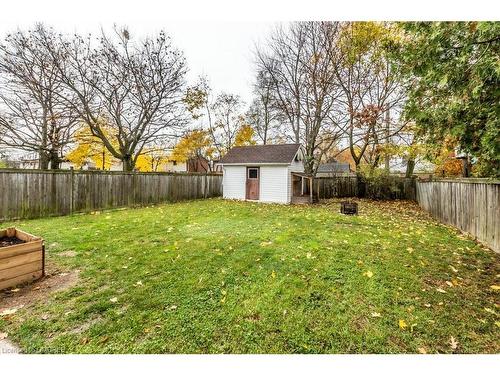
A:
<box><xmin>0</xmin><ymin>228</ymin><xmax>44</xmax><ymax>290</ymax></box>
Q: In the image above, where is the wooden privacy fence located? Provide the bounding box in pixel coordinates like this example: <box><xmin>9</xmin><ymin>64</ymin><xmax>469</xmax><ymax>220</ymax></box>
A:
<box><xmin>0</xmin><ymin>169</ymin><xmax>222</xmax><ymax>221</ymax></box>
<box><xmin>315</xmin><ymin>175</ymin><xmax>417</xmax><ymax>201</ymax></box>
<box><xmin>416</xmin><ymin>179</ymin><xmax>499</xmax><ymax>253</ymax></box>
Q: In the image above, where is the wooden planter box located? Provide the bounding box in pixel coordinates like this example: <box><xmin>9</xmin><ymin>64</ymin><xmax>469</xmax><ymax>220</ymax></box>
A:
<box><xmin>0</xmin><ymin>228</ymin><xmax>44</xmax><ymax>290</ymax></box>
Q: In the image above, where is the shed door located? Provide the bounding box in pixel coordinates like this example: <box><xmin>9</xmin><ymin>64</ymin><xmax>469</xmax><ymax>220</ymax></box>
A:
<box><xmin>246</xmin><ymin>167</ymin><xmax>260</xmax><ymax>200</ymax></box>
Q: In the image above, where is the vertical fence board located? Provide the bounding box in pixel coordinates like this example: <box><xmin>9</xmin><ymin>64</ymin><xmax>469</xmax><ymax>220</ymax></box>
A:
<box><xmin>416</xmin><ymin>179</ymin><xmax>499</xmax><ymax>253</ymax></box>
<box><xmin>0</xmin><ymin>170</ymin><xmax>222</xmax><ymax>221</ymax></box>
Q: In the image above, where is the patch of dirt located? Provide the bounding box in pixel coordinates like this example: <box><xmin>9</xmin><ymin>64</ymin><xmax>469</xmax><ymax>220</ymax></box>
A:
<box><xmin>57</xmin><ymin>250</ymin><xmax>77</xmax><ymax>257</ymax></box>
<box><xmin>245</xmin><ymin>313</ymin><xmax>262</xmax><ymax>322</ymax></box>
<box><xmin>68</xmin><ymin>316</ymin><xmax>102</xmax><ymax>335</ymax></box>
<box><xmin>0</xmin><ymin>236</ymin><xmax>25</xmax><ymax>248</ymax></box>
<box><xmin>351</xmin><ymin>315</ymin><xmax>369</xmax><ymax>331</ymax></box>
<box><xmin>0</xmin><ymin>268</ymin><xmax>80</xmax><ymax>311</ymax></box>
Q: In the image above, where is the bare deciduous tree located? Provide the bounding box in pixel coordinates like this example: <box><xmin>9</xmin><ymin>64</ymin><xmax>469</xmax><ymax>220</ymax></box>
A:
<box><xmin>48</xmin><ymin>26</ymin><xmax>188</xmax><ymax>171</ymax></box>
<box><xmin>255</xmin><ymin>22</ymin><xmax>346</xmax><ymax>175</ymax></box>
<box><xmin>0</xmin><ymin>24</ymin><xmax>78</xmax><ymax>169</ymax></box>
<box><xmin>246</xmin><ymin>70</ymin><xmax>279</xmax><ymax>144</ymax></box>
<box><xmin>331</xmin><ymin>22</ymin><xmax>407</xmax><ymax>174</ymax></box>
<box><xmin>184</xmin><ymin>77</ymin><xmax>246</xmax><ymax>158</ymax></box>
<box><xmin>210</xmin><ymin>92</ymin><xmax>245</xmax><ymax>155</ymax></box>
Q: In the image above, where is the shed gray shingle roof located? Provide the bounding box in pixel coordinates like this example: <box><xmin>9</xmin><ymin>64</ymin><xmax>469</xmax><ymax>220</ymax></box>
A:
<box><xmin>219</xmin><ymin>144</ymin><xmax>301</xmax><ymax>164</ymax></box>
<box><xmin>317</xmin><ymin>162</ymin><xmax>351</xmax><ymax>173</ymax></box>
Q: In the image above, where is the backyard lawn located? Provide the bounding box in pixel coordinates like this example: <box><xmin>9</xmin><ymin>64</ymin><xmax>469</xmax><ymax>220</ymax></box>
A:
<box><xmin>0</xmin><ymin>198</ymin><xmax>498</xmax><ymax>354</ymax></box>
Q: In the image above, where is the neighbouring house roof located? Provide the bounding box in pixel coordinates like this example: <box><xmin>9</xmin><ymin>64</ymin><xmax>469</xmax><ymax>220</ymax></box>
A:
<box><xmin>317</xmin><ymin>161</ymin><xmax>351</xmax><ymax>173</ymax></box>
<box><xmin>219</xmin><ymin>144</ymin><xmax>301</xmax><ymax>165</ymax></box>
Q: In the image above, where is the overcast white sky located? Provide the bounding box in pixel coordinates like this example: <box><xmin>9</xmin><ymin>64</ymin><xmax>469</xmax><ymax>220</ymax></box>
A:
<box><xmin>0</xmin><ymin>11</ymin><xmax>273</xmax><ymax>104</ymax></box>
<box><xmin>0</xmin><ymin>0</ymin><xmax>488</xmax><ymax>106</ymax></box>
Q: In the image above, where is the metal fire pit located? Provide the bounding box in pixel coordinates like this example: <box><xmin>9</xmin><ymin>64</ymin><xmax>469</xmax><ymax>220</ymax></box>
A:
<box><xmin>340</xmin><ymin>201</ymin><xmax>358</xmax><ymax>215</ymax></box>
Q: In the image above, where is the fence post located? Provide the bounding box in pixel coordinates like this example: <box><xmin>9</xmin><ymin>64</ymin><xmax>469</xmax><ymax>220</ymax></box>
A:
<box><xmin>70</xmin><ymin>167</ymin><xmax>74</xmax><ymax>215</ymax></box>
<box><xmin>204</xmin><ymin>174</ymin><xmax>208</xmax><ymax>198</ymax></box>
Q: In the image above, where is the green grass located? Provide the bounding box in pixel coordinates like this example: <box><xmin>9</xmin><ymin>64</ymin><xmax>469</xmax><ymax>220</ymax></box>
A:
<box><xmin>1</xmin><ymin>198</ymin><xmax>498</xmax><ymax>353</ymax></box>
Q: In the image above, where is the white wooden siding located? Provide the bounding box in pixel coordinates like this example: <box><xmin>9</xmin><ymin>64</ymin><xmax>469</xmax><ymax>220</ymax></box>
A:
<box><xmin>222</xmin><ymin>165</ymin><xmax>246</xmax><ymax>200</ymax></box>
<box><xmin>259</xmin><ymin>166</ymin><xmax>289</xmax><ymax>203</ymax></box>
<box><xmin>222</xmin><ymin>159</ymin><xmax>304</xmax><ymax>204</ymax></box>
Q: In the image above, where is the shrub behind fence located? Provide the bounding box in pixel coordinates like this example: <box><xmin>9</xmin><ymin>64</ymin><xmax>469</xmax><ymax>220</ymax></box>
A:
<box><xmin>0</xmin><ymin>169</ymin><xmax>222</xmax><ymax>221</ymax></box>
<box><xmin>315</xmin><ymin>175</ymin><xmax>416</xmax><ymax>200</ymax></box>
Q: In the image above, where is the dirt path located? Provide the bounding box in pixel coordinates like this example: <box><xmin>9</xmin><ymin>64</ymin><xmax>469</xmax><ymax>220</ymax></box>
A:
<box><xmin>0</xmin><ymin>269</ymin><xmax>80</xmax><ymax>311</ymax></box>
<box><xmin>0</xmin><ymin>268</ymin><xmax>80</xmax><ymax>354</ymax></box>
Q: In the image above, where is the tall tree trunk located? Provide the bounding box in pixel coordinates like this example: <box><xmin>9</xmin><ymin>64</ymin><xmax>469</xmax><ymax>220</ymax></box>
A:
<box><xmin>304</xmin><ymin>154</ymin><xmax>315</xmax><ymax>176</ymax></box>
<box><xmin>461</xmin><ymin>156</ymin><xmax>471</xmax><ymax>177</ymax></box>
<box><xmin>354</xmin><ymin>158</ymin><xmax>361</xmax><ymax>173</ymax></box>
<box><xmin>368</xmin><ymin>154</ymin><xmax>381</xmax><ymax>177</ymax></box>
<box><xmin>405</xmin><ymin>158</ymin><xmax>415</xmax><ymax>178</ymax></box>
<box><xmin>122</xmin><ymin>155</ymin><xmax>134</xmax><ymax>171</ymax></box>
<box><xmin>39</xmin><ymin>151</ymin><xmax>49</xmax><ymax>170</ymax></box>
<box><xmin>384</xmin><ymin>109</ymin><xmax>390</xmax><ymax>172</ymax></box>
<box><xmin>49</xmin><ymin>149</ymin><xmax>60</xmax><ymax>169</ymax></box>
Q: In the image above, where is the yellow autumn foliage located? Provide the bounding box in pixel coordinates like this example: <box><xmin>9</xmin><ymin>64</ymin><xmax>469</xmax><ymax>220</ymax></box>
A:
<box><xmin>234</xmin><ymin>124</ymin><xmax>256</xmax><ymax>147</ymax></box>
<box><xmin>135</xmin><ymin>150</ymin><xmax>170</xmax><ymax>172</ymax></box>
<box><xmin>171</xmin><ymin>130</ymin><xmax>215</xmax><ymax>163</ymax></box>
<box><xmin>66</xmin><ymin>124</ymin><xmax>118</xmax><ymax>170</ymax></box>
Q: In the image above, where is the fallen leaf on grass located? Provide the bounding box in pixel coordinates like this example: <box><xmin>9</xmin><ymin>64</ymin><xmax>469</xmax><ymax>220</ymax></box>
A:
<box><xmin>371</xmin><ymin>312</ymin><xmax>381</xmax><ymax>317</ymax></box>
<box><xmin>110</xmin><ymin>297</ymin><xmax>118</xmax><ymax>303</ymax></box>
<box><xmin>99</xmin><ymin>336</ymin><xmax>109</xmax><ymax>344</ymax></box>
<box><xmin>271</xmin><ymin>270</ymin><xmax>276</xmax><ymax>279</ymax></box>
<box><xmin>418</xmin><ymin>347</ymin><xmax>427</xmax><ymax>354</ymax></box>
<box><xmin>436</xmin><ymin>288</ymin><xmax>446</xmax><ymax>293</ymax></box>
<box><xmin>399</xmin><ymin>319</ymin><xmax>407</xmax><ymax>330</ymax></box>
<box><xmin>0</xmin><ymin>332</ymin><xmax>8</xmax><ymax>340</ymax></box>
<box><xmin>449</xmin><ymin>336</ymin><xmax>459</xmax><ymax>350</ymax></box>
<box><xmin>80</xmin><ymin>337</ymin><xmax>89</xmax><ymax>345</ymax></box>
<box><xmin>490</xmin><ymin>285</ymin><xmax>500</xmax><ymax>291</ymax></box>
<box><xmin>363</xmin><ymin>270</ymin><xmax>374</xmax><ymax>278</ymax></box>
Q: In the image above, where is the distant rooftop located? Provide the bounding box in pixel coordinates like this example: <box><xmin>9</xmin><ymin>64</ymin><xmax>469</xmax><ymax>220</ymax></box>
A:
<box><xmin>317</xmin><ymin>161</ymin><xmax>351</xmax><ymax>173</ymax></box>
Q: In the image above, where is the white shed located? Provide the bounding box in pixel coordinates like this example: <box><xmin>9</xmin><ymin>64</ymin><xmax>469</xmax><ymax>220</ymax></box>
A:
<box><xmin>219</xmin><ymin>144</ymin><xmax>312</xmax><ymax>204</ymax></box>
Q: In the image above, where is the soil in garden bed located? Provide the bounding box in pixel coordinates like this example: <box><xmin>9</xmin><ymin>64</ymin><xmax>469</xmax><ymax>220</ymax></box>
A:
<box><xmin>0</xmin><ymin>236</ymin><xmax>26</xmax><ymax>247</ymax></box>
